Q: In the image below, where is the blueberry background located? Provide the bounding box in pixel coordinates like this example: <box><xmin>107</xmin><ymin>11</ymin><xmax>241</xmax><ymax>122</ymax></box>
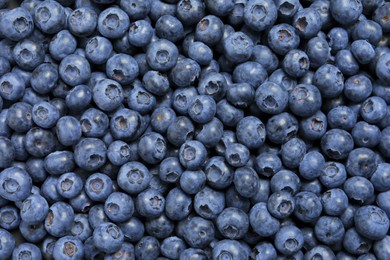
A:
<box><xmin>2</xmin><ymin>0</ymin><xmax>390</xmax><ymax>259</ymax></box>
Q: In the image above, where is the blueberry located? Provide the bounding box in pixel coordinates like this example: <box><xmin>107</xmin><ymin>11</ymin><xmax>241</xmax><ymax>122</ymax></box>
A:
<box><xmin>244</xmin><ymin>0</ymin><xmax>277</xmax><ymax>32</ymax></box>
<box><xmin>45</xmin><ymin>201</ymin><xmax>74</xmax><ymax>237</ymax></box>
<box><xmin>97</xmin><ymin>7</ymin><xmax>129</xmax><ymax>39</ymax></box>
<box><xmin>0</xmin><ymin>205</ymin><xmax>21</xmax><ymax>230</ymax></box>
<box><xmin>374</xmin><ymin>235</ymin><xmax>390</xmax><ymax>259</ymax></box>
<box><xmin>146</xmin><ymin>39</ymin><xmax>179</xmax><ymax>72</ymax></box>
<box><xmin>370</xmin><ymin>163</ymin><xmax>390</xmax><ymax>192</ymax></box>
<box><xmin>0</xmin><ymin>166</ymin><xmax>32</xmax><ymax>201</ymax></box>
<box><xmin>165</xmin><ymin>187</ymin><xmax>192</xmax><ymax>221</ymax></box>
<box><xmin>268</xmin><ymin>23</ymin><xmax>300</xmax><ymax>55</ymax></box>
<box><xmin>292</xmin><ymin>7</ymin><xmax>322</xmax><ymax>39</ymax></box>
<box><xmin>254</xmin><ymin>152</ymin><xmax>282</xmax><ymax>178</ymax></box>
<box><xmin>70</xmin><ymin>213</ymin><xmax>92</xmax><ymax>242</ymax></box>
<box><xmin>20</xmin><ymin>194</ymin><xmax>49</xmax><ymax>225</ymax></box>
<box><xmin>144</xmin><ymin>213</ymin><xmax>174</xmax><ymax>240</ymax></box>
<box><xmin>355</xmin><ymin>205</ymin><xmax>390</xmax><ymax>240</ymax></box>
<box><xmin>105</xmin><ymin>242</ymin><xmax>135</xmax><ymax>260</ymax></box>
<box><xmin>194</xmin><ymin>186</ymin><xmax>225</xmax><ymax>219</ymax></box>
<box><xmin>135</xmin><ymin>236</ymin><xmax>160</xmax><ymax>260</ymax></box>
<box><xmin>179</xmin><ymin>169</ymin><xmax>206</xmax><ymax>195</ymax></box>
<box><xmin>0</xmin><ymin>228</ymin><xmax>15</xmax><ymax>259</ymax></box>
<box><xmin>306</xmin><ymin>36</ymin><xmax>330</xmax><ymax>69</ymax></box>
<box><xmin>56</xmin><ymin>172</ymin><xmax>83</xmax><ymax>199</ymax></box>
<box><xmin>270</xmin><ymin>169</ymin><xmax>301</xmax><ymax>194</ymax></box>
<box><xmin>49</xmin><ymin>30</ymin><xmax>77</xmax><ymax>61</ymax></box>
<box><xmin>266</xmin><ymin>112</ymin><xmax>299</xmax><ymax>144</ymax></box>
<box><xmin>315</xmin><ymin>216</ymin><xmax>345</xmax><ymax>245</ymax></box>
<box><xmin>80</xmin><ymin>108</ymin><xmax>109</xmax><ymax>138</ymax></box>
<box><xmin>346</xmin><ymin>147</ymin><xmax>377</xmax><ymax>178</ymax></box>
<box><xmin>52</xmin><ymin>236</ymin><xmax>84</xmax><ymax>260</ymax></box>
<box><xmin>212</xmin><ymin>239</ymin><xmax>249</xmax><ymax>259</ymax></box>
<box><xmin>104</xmin><ymin>192</ymin><xmax>134</xmax><ymax>223</ymax></box>
<box><xmin>1</xmin><ymin>7</ymin><xmax>34</xmax><ymax>41</ymax></box>
<box><xmin>216</xmin><ymin>99</ymin><xmax>244</xmax><ymax>127</ymax></box>
<box><xmin>250</xmin><ymin>45</ymin><xmax>279</xmax><ymax>74</ymax></box>
<box><xmin>255</xmin><ymin>81</ymin><xmax>288</xmax><ymax>115</ymax></box>
<box><xmin>274</xmin><ymin>225</ymin><xmax>304</xmax><ymax>255</ymax></box>
<box><xmin>267</xmin><ymin>190</ymin><xmax>295</xmax><ymax>219</ymax></box>
<box><xmin>33</xmin><ymin>0</ymin><xmax>66</xmax><ymax>34</ymax></box>
<box><xmin>330</xmin><ymin>0</ymin><xmax>362</xmax><ymax>25</ymax></box>
<box><xmin>59</xmin><ymin>54</ymin><xmax>91</xmax><ymax>86</ymax></box>
<box><xmin>155</xmin><ymin>15</ymin><xmax>184</xmax><ymax>43</ymax></box>
<box><xmin>136</xmin><ymin>188</ymin><xmax>165</xmax><ymax>218</ymax></box>
<box><xmin>85</xmin><ymin>36</ymin><xmax>113</xmax><ymax>65</ymax></box>
<box><xmin>321</xmin><ymin>129</ymin><xmax>354</xmax><ymax>160</ymax></box>
<box><xmin>225</xmin><ymin>143</ymin><xmax>250</xmax><ymax>168</ymax></box>
<box><xmin>12</xmin><ymin>243</ymin><xmax>42</xmax><ymax>260</ymax></box>
<box><xmin>67</xmin><ymin>7</ymin><xmax>98</xmax><ymax>37</ymax></box>
<box><xmin>106</xmin><ymin>54</ymin><xmax>139</xmax><ymax>85</ymax></box>
<box><xmin>85</xmin><ymin>173</ymin><xmax>113</xmax><ymax>202</ymax></box>
<box><xmin>294</xmin><ymin>191</ymin><xmax>322</xmax><ymax>223</ymax></box>
<box><xmin>360</xmin><ymin>96</ymin><xmax>387</xmax><ymax>124</ymax></box>
<box><xmin>0</xmin><ymin>137</ymin><xmax>15</xmax><ymax>169</ymax></box>
<box><xmin>180</xmin><ymin>248</ymin><xmax>208</xmax><ymax>260</ymax></box>
<box><xmin>313</xmin><ymin>64</ymin><xmax>344</xmax><ymax>98</ymax></box>
<box><xmin>249</xmin><ymin>202</ymin><xmax>280</xmax><ymax>237</ymax></box>
<box><xmin>56</xmin><ymin>116</ymin><xmax>82</xmax><ymax>146</ymax></box>
<box><xmin>283</xmin><ymin>49</ymin><xmax>310</xmax><ymax>78</ymax></box>
<box><xmin>12</xmin><ymin>39</ymin><xmax>45</xmax><ymax>71</ymax></box>
<box><xmin>352</xmin><ymin>121</ymin><xmax>381</xmax><ymax>148</ymax></box>
<box><xmin>234</xmin><ymin>166</ymin><xmax>259</xmax><ymax>198</ymax></box>
<box><xmin>344</xmin><ymin>176</ymin><xmax>375</xmax><ymax>205</ymax></box>
<box><xmin>65</xmin><ymin>84</ymin><xmax>92</xmax><ymax>112</ymax></box>
<box><xmin>93</xmin><ymin>222</ymin><xmax>124</xmax><ymax>254</ymax></box>
<box><xmin>335</xmin><ymin>49</ymin><xmax>360</xmax><ymax>77</ymax></box>
<box><xmin>119</xmin><ymin>217</ymin><xmax>144</xmax><ymax>243</ymax></box>
<box><xmin>74</xmin><ymin>138</ymin><xmax>107</xmax><ymax>171</ymax></box>
<box><xmin>194</xmin><ymin>15</ymin><xmax>224</xmax><ymax>46</ymax></box>
<box><xmin>298</xmin><ymin>151</ymin><xmax>325</xmax><ymax>181</ymax></box>
<box><xmin>321</xmin><ymin>188</ymin><xmax>348</xmax><ymax>216</ymax></box>
<box><xmin>319</xmin><ymin>161</ymin><xmax>347</xmax><ymax>189</ymax></box>
<box><xmin>343</xmin><ymin>227</ymin><xmax>373</xmax><ymax>255</ymax></box>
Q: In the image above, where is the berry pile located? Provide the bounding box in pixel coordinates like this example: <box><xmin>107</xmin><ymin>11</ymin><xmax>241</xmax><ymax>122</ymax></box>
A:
<box><xmin>0</xmin><ymin>0</ymin><xmax>390</xmax><ymax>259</ymax></box>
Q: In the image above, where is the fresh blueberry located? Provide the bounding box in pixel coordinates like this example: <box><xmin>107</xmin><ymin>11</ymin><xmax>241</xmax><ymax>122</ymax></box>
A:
<box><xmin>243</xmin><ymin>0</ymin><xmax>277</xmax><ymax>32</ymax></box>
<box><xmin>344</xmin><ymin>176</ymin><xmax>375</xmax><ymax>205</ymax></box>
<box><xmin>12</xmin><ymin>243</ymin><xmax>42</xmax><ymax>260</ymax></box>
<box><xmin>283</xmin><ymin>49</ymin><xmax>310</xmax><ymax>78</ymax></box>
<box><xmin>319</xmin><ymin>161</ymin><xmax>347</xmax><ymax>189</ymax></box>
<box><xmin>20</xmin><ymin>194</ymin><xmax>49</xmax><ymax>225</ymax></box>
<box><xmin>194</xmin><ymin>186</ymin><xmax>225</xmax><ymax>219</ymax></box>
<box><xmin>53</xmin><ymin>236</ymin><xmax>84</xmax><ymax>260</ymax></box>
<box><xmin>292</xmin><ymin>7</ymin><xmax>322</xmax><ymax>39</ymax></box>
<box><xmin>266</xmin><ymin>112</ymin><xmax>299</xmax><ymax>144</ymax></box>
<box><xmin>355</xmin><ymin>205</ymin><xmax>390</xmax><ymax>240</ymax></box>
<box><xmin>104</xmin><ymin>192</ymin><xmax>134</xmax><ymax>223</ymax></box>
<box><xmin>80</xmin><ymin>108</ymin><xmax>109</xmax><ymax>138</ymax></box>
<box><xmin>0</xmin><ymin>166</ymin><xmax>32</xmax><ymax>201</ymax></box>
<box><xmin>56</xmin><ymin>116</ymin><xmax>82</xmax><ymax>146</ymax></box>
<box><xmin>321</xmin><ymin>129</ymin><xmax>354</xmax><ymax>160</ymax></box>
<box><xmin>135</xmin><ymin>236</ymin><xmax>160</xmax><ymax>260</ymax></box>
<box><xmin>85</xmin><ymin>173</ymin><xmax>113</xmax><ymax>202</ymax></box>
<box><xmin>59</xmin><ymin>54</ymin><xmax>91</xmax><ymax>86</ymax></box>
<box><xmin>74</xmin><ymin>138</ymin><xmax>107</xmax><ymax>171</ymax></box>
<box><xmin>249</xmin><ymin>202</ymin><xmax>280</xmax><ymax>237</ymax></box>
<box><xmin>315</xmin><ymin>216</ymin><xmax>345</xmax><ymax>245</ymax></box>
<box><xmin>0</xmin><ymin>228</ymin><xmax>15</xmax><ymax>259</ymax></box>
<box><xmin>93</xmin><ymin>222</ymin><xmax>124</xmax><ymax>254</ymax></box>
<box><xmin>85</xmin><ymin>36</ymin><xmax>113</xmax><ymax>65</ymax></box>
<box><xmin>45</xmin><ymin>201</ymin><xmax>74</xmax><ymax>237</ymax></box>
<box><xmin>97</xmin><ymin>7</ymin><xmax>130</xmax><ymax>39</ymax></box>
